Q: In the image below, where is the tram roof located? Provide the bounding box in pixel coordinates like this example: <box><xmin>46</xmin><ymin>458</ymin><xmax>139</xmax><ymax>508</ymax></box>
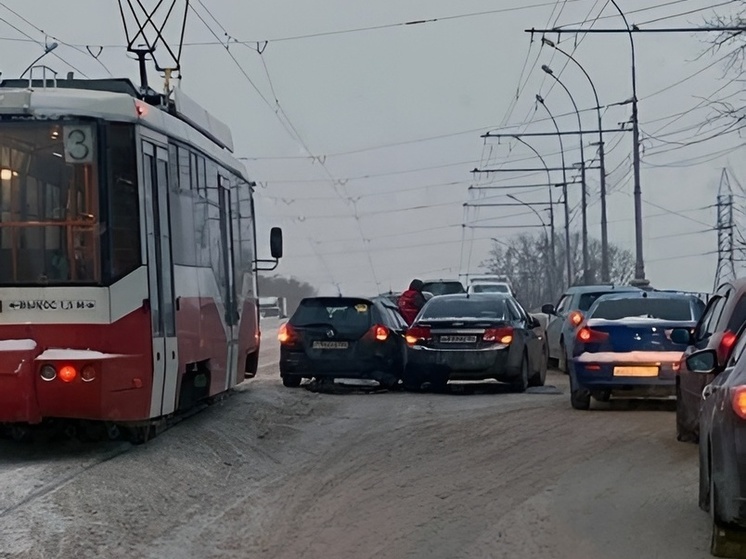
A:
<box><xmin>0</xmin><ymin>78</ymin><xmax>251</xmax><ymax>184</ymax></box>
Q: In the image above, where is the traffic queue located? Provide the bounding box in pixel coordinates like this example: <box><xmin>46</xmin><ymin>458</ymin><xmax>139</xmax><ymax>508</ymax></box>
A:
<box><xmin>276</xmin><ymin>276</ymin><xmax>746</xmax><ymax>557</ymax></box>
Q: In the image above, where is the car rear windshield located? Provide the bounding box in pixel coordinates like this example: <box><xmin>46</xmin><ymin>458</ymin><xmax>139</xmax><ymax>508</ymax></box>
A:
<box><xmin>590</xmin><ymin>298</ymin><xmax>694</xmax><ymax>321</ymax></box>
<box><xmin>291</xmin><ymin>298</ymin><xmax>373</xmax><ymax>336</ymax></box>
<box><xmin>471</xmin><ymin>284</ymin><xmax>509</xmax><ymax>294</ymax></box>
<box><xmin>421</xmin><ymin>281</ymin><xmax>465</xmax><ymax>295</ymax></box>
<box><xmin>420</xmin><ymin>297</ymin><xmax>517</xmax><ymax>321</ymax></box>
<box><xmin>578</xmin><ymin>292</ymin><xmax>618</xmax><ymax>311</ymax></box>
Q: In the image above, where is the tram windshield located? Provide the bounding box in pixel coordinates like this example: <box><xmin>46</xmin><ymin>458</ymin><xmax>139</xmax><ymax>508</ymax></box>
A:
<box><xmin>0</xmin><ymin>121</ymin><xmax>100</xmax><ymax>284</ymax></box>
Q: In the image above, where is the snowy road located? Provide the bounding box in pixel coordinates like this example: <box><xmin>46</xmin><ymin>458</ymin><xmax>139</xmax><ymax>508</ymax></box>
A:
<box><xmin>0</xmin><ymin>324</ymin><xmax>713</xmax><ymax>558</ymax></box>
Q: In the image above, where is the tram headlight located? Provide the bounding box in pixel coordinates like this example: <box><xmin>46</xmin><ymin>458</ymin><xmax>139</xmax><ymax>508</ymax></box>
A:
<box><xmin>81</xmin><ymin>364</ymin><xmax>96</xmax><ymax>383</ymax></box>
<box><xmin>40</xmin><ymin>365</ymin><xmax>56</xmax><ymax>382</ymax></box>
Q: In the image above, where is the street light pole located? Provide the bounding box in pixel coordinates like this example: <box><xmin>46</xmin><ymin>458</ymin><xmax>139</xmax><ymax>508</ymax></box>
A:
<box><xmin>20</xmin><ymin>42</ymin><xmax>59</xmax><ymax>79</ymax></box>
<box><xmin>609</xmin><ymin>0</ymin><xmax>645</xmax><ymax>282</ymax></box>
<box><xmin>536</xmin><ymin>94</ymin><xmax>572</xmax><ymax>287</ymax></box>
<box><xmin>541</xmin><ymin>65</ymin><xmax>589</xmax><ymax>285</ymax></box>
<box><xmin>509</xmin><ymin>135</ymin><xmax>556</xmax><ymax>275</ymax></box>
<box><xmin>541</xmin><ymin>38</ymin><xmax>609</xmax><ymax>283</ymax></box>
<box><xmin>507</xmin><ymin>193</ymin><xmax>554</xmax><ymax>296</ymax></box>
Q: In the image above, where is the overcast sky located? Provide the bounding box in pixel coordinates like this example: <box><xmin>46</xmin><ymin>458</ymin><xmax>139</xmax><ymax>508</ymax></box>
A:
<box><xmin>2</xmin><ymin>0</ymin><xmax>744</xmax><ymax>296</ymax></box>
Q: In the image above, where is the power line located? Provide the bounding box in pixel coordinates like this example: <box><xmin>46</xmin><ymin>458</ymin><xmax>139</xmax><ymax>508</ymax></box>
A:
<box><xmin>0</xmin><ymin>2</ymin><xmax>112</xmax><ymax>76</ymax></box>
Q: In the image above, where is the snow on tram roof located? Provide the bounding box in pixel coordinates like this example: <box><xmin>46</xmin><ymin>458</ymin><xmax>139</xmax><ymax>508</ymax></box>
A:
<box><xmin>0</xmin><ymin>78</ymin><xmax>250</xmax><ymax>182</ymax></box>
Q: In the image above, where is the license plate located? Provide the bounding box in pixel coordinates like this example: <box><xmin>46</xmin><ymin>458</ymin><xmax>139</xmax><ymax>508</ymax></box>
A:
<box><xmin>613</xmin><ymin>366</ymin><xmax>659</xmax><ymax>377</ymax></box>
<box><xmin>440</xmin><ymin>335</ymin><xmax>477</xmax><ymax>343</ymax></box>
<box><xmin>312</xmin><ymin>341</ymin><xmax>349</xmax><ymax>350</ymax></box>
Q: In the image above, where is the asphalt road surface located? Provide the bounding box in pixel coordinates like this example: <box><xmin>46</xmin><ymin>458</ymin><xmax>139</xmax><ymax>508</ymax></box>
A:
<box><xmin>0</xmin><ymin>319</ymin><xmax>714</xmax><ymax>559</ymax></box>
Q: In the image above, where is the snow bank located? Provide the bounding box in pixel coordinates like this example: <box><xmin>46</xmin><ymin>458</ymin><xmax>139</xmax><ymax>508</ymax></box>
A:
<box><xmin>36</xmin><ymin>349</ymin><xmax>121</xmax><ymax>361</ymax></box>
<box><xmin>0</xmin><ymin>339</ymin><xmax>37</xmax><ymax>351</ymax></box>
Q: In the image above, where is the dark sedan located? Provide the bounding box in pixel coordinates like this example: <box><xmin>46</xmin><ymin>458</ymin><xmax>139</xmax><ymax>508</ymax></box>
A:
<box><xmin>279</xmin><ymin>296</ymin><xmax>408</xmax><ymax>388</ymax></box>
<box><xmin>686</xmin><ymin>328</ymin><xmax>746</xmax><ymax>556</ymax></box>
<box><xmin>402</xmin><ymin>293</ymin><xmax>546</xmax><ymax>392</ymax></box>
<box><xmin>676</xmin><ymin>279</ymin><xmax>746</xmax><ymax>443</ymax></box>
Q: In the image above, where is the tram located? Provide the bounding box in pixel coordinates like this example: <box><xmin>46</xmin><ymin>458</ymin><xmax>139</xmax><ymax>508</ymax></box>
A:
<box><xmin>0</xmin><ymin>75</ymin><xmax>282</xmax><ymax>441</ymax></box>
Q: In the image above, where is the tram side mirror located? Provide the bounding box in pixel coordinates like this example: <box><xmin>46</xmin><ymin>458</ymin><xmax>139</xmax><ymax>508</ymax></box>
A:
<box><xmin>270</xmin><ymin>227</ymin><xmax>283</xmax><ymax>259</ymax></box>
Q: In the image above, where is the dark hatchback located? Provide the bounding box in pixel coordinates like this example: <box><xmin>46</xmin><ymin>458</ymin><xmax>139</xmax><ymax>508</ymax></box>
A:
<box><xmin>686</xmin><ymin>328</ymin><xmax>746</xmax><ymax>556</ymax></box>
<box><xmin>279</xmin><ymin>296</ymin><xmax>408</xmax><ymax>388</ymax></box>
<box><xmin>676</xmin><ymin>279</ymin><xmax>746</xmax><ymax>443</ymax></box>
<box><xmin>403</xmin><ymin>294</ymin><xmax>546</xmax><ymax>391</ymax></box>
<box><xmin>421</xmin><ymin>279</ymin><xmax>466</xmax><ymax>296</ymax></box>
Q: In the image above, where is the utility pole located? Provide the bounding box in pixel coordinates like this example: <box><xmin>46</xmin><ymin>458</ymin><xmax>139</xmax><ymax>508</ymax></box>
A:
<box><xmin>715</xmin><ymin>169</ymin><xmax>736</xmax><ymax>289</ymax></box>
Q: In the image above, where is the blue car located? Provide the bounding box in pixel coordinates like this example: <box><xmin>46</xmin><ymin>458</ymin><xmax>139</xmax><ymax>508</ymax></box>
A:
<box><xmin>569</xmin><ymin>292</ymin><xmax>705</xmax><ymax>410</ymax></box>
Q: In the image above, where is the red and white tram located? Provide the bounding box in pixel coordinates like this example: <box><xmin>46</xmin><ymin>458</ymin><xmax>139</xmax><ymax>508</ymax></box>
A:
<box><xmin>0</xmin><ymin>77</ymin><xmax>282</xmax><ymax>441</ymax></box>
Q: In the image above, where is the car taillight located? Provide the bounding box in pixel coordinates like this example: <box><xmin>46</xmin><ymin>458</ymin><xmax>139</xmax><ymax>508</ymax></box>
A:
<box><xmin>568</xmin><ymin>311</ymin><xmax>584</xmax><ymax>328</ymax></box>
<box><xmin>720</xmin><ymin>331</ymin><xmax>737</xmax><ymax>358</ymax></box>
<box><xmin>732</xmin><ymin>386</ymin><xmax>746</xmax><ymax>420</ymax></box>
<box><xmin>278</xmin><ymin>323</ymin><xmax>296</xmax><ymax>345</ymax></box>
<box><xmin>371</xmin><ymin>324</ymin><xmax>389</xmax><ymax>342</ymax></box>
<box><xmin>577</xmin><ymin>328</ymin><xmax>608</xmax><ymax>344</ymax></box>
<box><xmin>484</xmin><ymin>327</ymin><xmax>513</xmax><ymax>344</ymax></box>
<box><xmin>405</xmin><ymin>326</ymin><xmax>431</xmax><ymax>346</ymax></box>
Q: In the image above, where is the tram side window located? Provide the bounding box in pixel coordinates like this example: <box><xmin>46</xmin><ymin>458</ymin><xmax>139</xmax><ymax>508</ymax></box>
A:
<box><xmin>108</xmin><ymin>124</ymin><xmax>141</xmax><ymax>279</ymax></box>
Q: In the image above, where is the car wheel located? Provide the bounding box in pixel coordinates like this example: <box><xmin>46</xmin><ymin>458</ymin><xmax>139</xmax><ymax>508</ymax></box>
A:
<box><xmin>676</xmin><ymin>379</ymin><xmax>699</xmax><ymax>444</ymax></box>
<box><xmin>512</xmin><ymin>354</ymin><xmax>529</xmax><ymax>393</ymax></box>
<box><xmin>710</xmin><ymin>470</ymin><xmax>739</xmax><ymax>557</ymax></box>
<box><xmin>558</xmin><ymin>339</ymin><xmax>568</xmax><ymax>374</ymax></box>
<box><xmin>570</xmin><ymin>375</ymin><xmax>591</xmax><ymax>410</ymax></box>
<box><xmin>529</xmin><ymin>345</ymin><xmax>547</xmax><ymax>387</ymax></box>
<box><xmin>282</xmin><ymin>375</ymin><xmax>302</xmax><ymax>388</ymax></box>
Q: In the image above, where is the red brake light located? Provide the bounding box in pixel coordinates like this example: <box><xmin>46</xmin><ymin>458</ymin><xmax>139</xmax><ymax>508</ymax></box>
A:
<box><xmin>577</xmin><ymin>328</ymin><xmax>608</xmax><ymax>344</ymax></box>
<box><xmin>568</xmin><ymin>311</ymin><xmax>584</xmax><ymax>327</ymax></box>
<box><xmin>278</xmin><ymin>323</ymin><xmax>296</xmax><ymax>345</ymax></box>
<box><xmin>484</xmin><ymin>327</ymin><xmax>514</xmax><ymax>345</ymax></box>
<box><xmin>372</xmin><ymin>324</ymin><xmax>389</xmax><ymax>342</ymax></box>
<box><xmin>405</xmin><ymin>326</ymin><xmax>431</xmax><ymax>346</ymax></box>
<box><xmin>59</xmin><ymin>365</ymin><xmax>77</xmax><ymax>383</ymax></box>
<box><xmin>720</xmin><ymin>331</ymin><xmax>737</xmax><ymax>355</ymax></box>
<box><xmin>732</xmin><ymin>386</ymin><xmax>746</xmax><ymax>420</ymax></box>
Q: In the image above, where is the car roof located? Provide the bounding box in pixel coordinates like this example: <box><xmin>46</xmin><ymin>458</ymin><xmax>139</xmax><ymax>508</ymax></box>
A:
<box><xmin>428</xmin><ymin>293</ymin><xmax>511</xmax><ymax>301</ymax></box>
<box><xmin>564</xmin><ymin>285</ymin><xmax>641</xmax><ymax>294</ymax></box>
<box><xmin>590</xmin><ymin>291</ymin><xmax>699</xmax><ymax>302</ymax></box>
<box><xmin>422</xmin><ymin>279</ymin><xmax>463</xmax><ymax>283</ymax></box>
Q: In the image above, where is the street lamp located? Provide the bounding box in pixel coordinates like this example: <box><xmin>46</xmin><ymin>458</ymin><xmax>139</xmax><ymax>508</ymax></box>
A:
<box><xmin>509</xmin><ymin>135</ymin><xmax>556</xmax><ymax>273</ymax></box>
<box><xmin>20</xmin><ymin>42</ymin><xmax>59</xmax><ymax>79</ymax></box>
<box><xmin>541</xmin><ymin>64</ymin><xmax>590</xmax><ymax>285</ymax></box>
<box><xmin>542</xmin><ymin>38</ymin><xmax>610</xmax><ymax>283</ymax></box>
<box><xmin>535</xmin><ymin>94</ymin><xmax>572</xmax><ymax>287</ymax></box>
<box><xmin>609</xmin><ymin>0</ymin><xmax>645</xmax><ymax>283</ymax></box>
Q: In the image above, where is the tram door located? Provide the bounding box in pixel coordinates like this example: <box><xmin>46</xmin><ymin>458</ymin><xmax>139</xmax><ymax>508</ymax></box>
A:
<box><xmin>142</xmin><ymin>141</ymin><xmax>179</xmax><ymax>417</ymax></box>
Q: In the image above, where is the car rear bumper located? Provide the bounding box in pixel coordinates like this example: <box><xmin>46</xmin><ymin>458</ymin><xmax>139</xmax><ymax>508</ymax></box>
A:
<box><xmin>405</xmin><ymin>344</ymin><xmax>520</xmax><ymax>382</ymax></box>
<box><xmin>572</xmin><ymin>361</ymin><xmax>676</xmax><ymax>394</ymax></box>
<box><xmin>280</xmin><ymin>350</ymin><xmax>402</xmax><ymax>380</ymax></box>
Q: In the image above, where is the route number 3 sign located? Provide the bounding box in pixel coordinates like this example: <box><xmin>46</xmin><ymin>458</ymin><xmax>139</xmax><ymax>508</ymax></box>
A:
<box><xmin>63</xmin><ymin>125</ymin><xmax>94</xmax><ymax>164</ymax></box>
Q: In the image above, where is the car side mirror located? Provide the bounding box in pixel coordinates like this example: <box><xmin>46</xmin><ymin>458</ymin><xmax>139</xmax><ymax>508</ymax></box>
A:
<box><xmin>541</xmin><ymin>304</ymin><xmax>555</xmax><ymax>315</ymax></box>
<box><xmin>670</xmin><ymin>328</ymin><xmax>692</xmax><ymax>345</ymax></box>
<box><xmin>686</xmin><ymin>349</ymin><xmax>718</xmax><ymax>374</ymax></box>
<box><xmin>530</xmin><ymin>315</ymin><xmax>541</xmax><ymax>329</ymax></box>
<box><xmin>270</xmin><ymin>227</ymin><xmax>283</xmax><ymax>259</ymax></box>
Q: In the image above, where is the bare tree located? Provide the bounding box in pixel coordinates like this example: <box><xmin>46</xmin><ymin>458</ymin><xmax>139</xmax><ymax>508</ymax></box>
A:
<box><xmin>481</xmin><ymin>232</ymin><xmax>634</xmax><ymax>310</ymax></box>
